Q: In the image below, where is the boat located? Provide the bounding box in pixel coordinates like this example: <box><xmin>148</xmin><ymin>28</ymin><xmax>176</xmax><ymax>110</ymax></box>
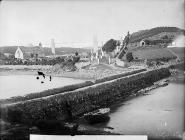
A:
<box><xmin>159</xmin><ymin>79</ymin><xmax>169</xmax><ymax>87</ymax></box>
<box><xmin>83</xmin><ymin>108</ymin><xmax>110</xmax><ymax>124</ymax></box>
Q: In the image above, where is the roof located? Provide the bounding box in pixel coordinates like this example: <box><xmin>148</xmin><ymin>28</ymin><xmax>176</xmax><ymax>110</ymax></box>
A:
<box><xmin>18</xmin><ymin>46</ymin><xmax>43</xmax><ymax>54</ymax></box>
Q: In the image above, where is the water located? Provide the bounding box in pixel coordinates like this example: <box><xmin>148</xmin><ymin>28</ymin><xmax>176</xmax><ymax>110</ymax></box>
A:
<box><xmin>94</xmin><ymin>78</ymin><xmax>184</xmax><ymax>138</ymax></box>
<box><xmin>0</xmin><ymin>75</ymin><xmax>85</xmax><ymax>99</ymax></box>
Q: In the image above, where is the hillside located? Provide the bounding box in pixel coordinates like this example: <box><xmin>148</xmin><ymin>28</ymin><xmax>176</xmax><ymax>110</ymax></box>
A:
<box><xmin>0</xmin><ymin>46</ymin><xmax>90</xmax><ymax>56</ymax></box>
<box><xmin>168</xmin><ymin>47</ymin><xmax>185</xmax><ymax>59</ymax></box>
<box><xmin>102</xmin><ymin>27</ymin><xmax>184</xmax><ymax>53</ymax></box>
<box><xmin>129</xmin><ymin>27</ymin><xmax>184</xmax><ymax>43</ymax></box>
<box><xmin>125</xmin><ymin>46</ymin><xmax>184</xmax><ymax>61</ymax></box>
<box><xmin>130</xmin><ymin>47</ymin><xmax>177</xmax><ymax>60</ymax></box>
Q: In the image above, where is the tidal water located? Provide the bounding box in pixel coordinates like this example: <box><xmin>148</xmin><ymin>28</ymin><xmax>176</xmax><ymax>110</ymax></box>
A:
<box><xmin>93</xmin><ymin>78</ymin><xmax>184</xmax><ymax>138</ymax></box>
<box><xmin>0</xmin><ymin>75</ymin><xmax>84</xmax><ymax>99</ymax></box>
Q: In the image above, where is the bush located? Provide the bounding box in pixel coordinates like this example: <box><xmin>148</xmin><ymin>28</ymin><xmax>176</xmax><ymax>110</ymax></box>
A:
<box><xmin>72</xmin><ymin>56</ymin><xmax>80</xmax><ymax>64</ymax></box>
<box><xmin>126</xmin><ymin>52</ymin><xmax>134</xmax><ymax>62</ymax></box>
<box><xmin>146</xmin><ymin>60</ymin><xmax>155</xmax><ymax>67</ymax></box>
<box><xmin>95</xmin><ymin>69</ymin><xmax>146</xmax><ymax>84</ymax></box>
<box><xmin>102</xmin><ymin>39</ymin><xmax>118</xmax><ymax>52</ymax></box>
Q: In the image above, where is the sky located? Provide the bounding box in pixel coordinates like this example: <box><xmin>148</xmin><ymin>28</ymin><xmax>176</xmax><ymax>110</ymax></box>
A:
<box><xmin>0</xmin><ymin>0</ymin><xmax>184</xmax><ymax>48</ymax></box>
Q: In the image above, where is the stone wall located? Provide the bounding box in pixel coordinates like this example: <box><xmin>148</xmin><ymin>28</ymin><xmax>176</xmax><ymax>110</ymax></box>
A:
<box><xmin>0</xmin><ymin>67</ymin><xmax>171</xmax><ymax>124</ymax></box>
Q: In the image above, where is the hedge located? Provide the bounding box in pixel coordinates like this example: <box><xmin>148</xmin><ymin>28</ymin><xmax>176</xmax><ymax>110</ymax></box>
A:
<box><xmin>95</xmin><ymin>68</ymin><xmax>146</xmax><ymax>84</ymax></box>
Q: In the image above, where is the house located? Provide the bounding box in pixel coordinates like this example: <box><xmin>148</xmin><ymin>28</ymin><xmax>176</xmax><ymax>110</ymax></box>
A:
<box><xmin>140</xmin><ymin>40</ymin><xmax>146</xmax><ymax>46</ymax></box>
<box><xmin>4</xmin><ymin>53</ymin><xmax>14</xmax><ymax>58</ymax></box>
<box><xmin>14</xmin><ymin>46</ymin><xmax>45</xmax><ymax>60</ymax></box>
<box><xmin>15</xmin><ymin>47</ymin><xmax>24</xmax><ymax>59</ymax></box>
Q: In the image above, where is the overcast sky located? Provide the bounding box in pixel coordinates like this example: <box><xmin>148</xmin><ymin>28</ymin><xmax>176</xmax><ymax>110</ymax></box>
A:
<box><xmin>0</xmin><ymin>0</ymin><xmax>184</xmax><ymax>47</ymax></box>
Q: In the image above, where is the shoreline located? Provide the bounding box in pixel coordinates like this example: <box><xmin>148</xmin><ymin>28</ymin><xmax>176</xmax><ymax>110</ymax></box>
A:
<box><xmin>0</xmin><ymin>68</ymin><xmax>94</xmax><ymax>81</ymax></box>
<box><xmin>0</xmin><ymin>64</ymin><xmax>139</xmax><ymax>81</ymax></box>
<box><xmin>0</xmin><ymin>70</ymin><xmax>94</xmax><ymax>81</ymax></box>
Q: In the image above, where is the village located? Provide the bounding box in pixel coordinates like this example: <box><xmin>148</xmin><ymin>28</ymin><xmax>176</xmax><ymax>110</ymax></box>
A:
<box><xmin>0</xmin><ymin>27</ymin><xmax>184</xmax><ymax>81</ymax></box>
<box><xmin>0</xmin><ymin>0</ymin><xmax>185</xmax><ymax>139</ymax></box>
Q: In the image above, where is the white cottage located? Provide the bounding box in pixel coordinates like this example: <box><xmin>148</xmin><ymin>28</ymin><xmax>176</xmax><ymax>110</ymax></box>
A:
<box><xmin>15</xmin><ymin>47</ymin><xmax>24</xmax><ymax>59</ymax></box>
<box><xmin>140</xmin><ymin>40</ymin><xmax>146</xmax><ymax>46</ymax></box>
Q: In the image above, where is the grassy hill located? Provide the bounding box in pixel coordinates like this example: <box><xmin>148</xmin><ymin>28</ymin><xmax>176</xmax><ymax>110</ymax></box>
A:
<box><xmin>102</xmin><ymin>27</ymin><xmax>184</xmax><ymax>53</ymax></box>
<box><xmin>168</xmin><ymin>47</ymin><xmax>185</xmax><ymax>59</ymax></box>
<box><xmin>129</xmin><ymin>27</ymin><xmax>184</xmax><ymax>43</ymax></box>
<box><xmin>127</xmin><ymin>46</ymin><xmax>184</xmax><ymax>61</ymax></box>
<box><xmin>131</xmin><ymin>47</ymin><xmax>176</xmax><ymax>60</ymax></box>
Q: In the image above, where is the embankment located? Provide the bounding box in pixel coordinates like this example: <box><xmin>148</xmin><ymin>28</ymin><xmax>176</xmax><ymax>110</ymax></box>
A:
<box><xmin>0</xmin><ymin>67</ymin><xmax>171</xmax><ymax>124</ymax></box>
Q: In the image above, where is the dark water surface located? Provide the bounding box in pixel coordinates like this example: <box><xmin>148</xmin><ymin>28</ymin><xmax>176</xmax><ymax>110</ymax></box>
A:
<box><xmin>93</xmin><ymin>79</ymin><xmax>184</xmax><ymax>138</ymax></box>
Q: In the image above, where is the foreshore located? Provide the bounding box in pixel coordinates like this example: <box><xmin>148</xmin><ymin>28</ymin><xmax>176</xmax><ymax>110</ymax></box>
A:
<box><xmin>0</xmin><ymin>65</ymin><xmax>94</xmax><ymax>80</ymax></box>
<box><xmin>0</xmin><ymin>64</ymin><xmax>143</xmax><ymax>80</ymax></box>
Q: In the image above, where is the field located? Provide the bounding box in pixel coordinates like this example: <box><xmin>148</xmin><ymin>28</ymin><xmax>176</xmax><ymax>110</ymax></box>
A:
<box><xmin>168</xmin><ymin>47</ymin><xmax>185</xmax><ymax>59</ymax></box>
<box><xmin>132</xmin><ymin>47</ymin><xmax>176</xmax><ymax>60</ymax></box>
<box><xmin>131</xmin><ymin>47</ymin><xmax>185</xmax><ymax>61</ymax></box>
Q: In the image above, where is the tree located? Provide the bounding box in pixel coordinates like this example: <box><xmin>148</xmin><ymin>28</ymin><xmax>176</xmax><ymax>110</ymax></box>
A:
<box><xmin>123</xmin><ymin>31</ymin><xmax>130</xmax><ymax>46</ymax></box>
<box><xmin>30</xmin><ymin>53</ymin><xmax>34</xmax><ymax>58</ymax></box>
<box><xmin>39</xmin><ymin>42</ymin><xmax>42</xmax><ymax>47</ymax></box>
<box><xmin>162</xmin><ymin>35</ymin><xmax>168</xmax><ymax>39</ymax></box>
<box><xmin>102</xmin><ymin>39</ymin><xmax>118</xmax><ymax>52</ymax></box>
<box><xmin>75</xmin><ymin>51</ymin><xmax>78</xmax><ymax>56</ymax></box>
<box><xmin>72</xmin><ymin>56</ymin><xmax>80</xmax><ymax>64</ymax></box>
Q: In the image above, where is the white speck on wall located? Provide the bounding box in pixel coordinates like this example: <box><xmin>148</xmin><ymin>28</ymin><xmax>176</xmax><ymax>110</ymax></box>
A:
<box><xmin>168</xmin><ymin>35</ymin><xmax>185</xmax><ymax>48</ymax></box>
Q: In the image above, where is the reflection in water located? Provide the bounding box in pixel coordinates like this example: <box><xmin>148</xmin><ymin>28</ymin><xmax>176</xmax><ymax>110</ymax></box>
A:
<box><xmin>0</xmin><ymin>75</ymin><xmax>84</xmax><ymax>99</ymax></box>
<box><xmin>92</xmin><ymin>78</ymin><xmax>184</xmax><ymax>138</ymax></box>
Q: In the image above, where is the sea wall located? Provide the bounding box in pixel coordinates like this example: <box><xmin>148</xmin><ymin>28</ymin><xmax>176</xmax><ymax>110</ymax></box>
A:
<box><xmin>0</xmin><ymin>67</ymin><xmax>171</xmax><ymax>124</ymax></box>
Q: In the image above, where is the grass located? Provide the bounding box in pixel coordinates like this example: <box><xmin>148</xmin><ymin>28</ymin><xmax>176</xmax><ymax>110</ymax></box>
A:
<box><xmin>168</xmin><ymin>47</ymin><xmax>185</xmax><ymax>59</ymax></box>
<box><xmin>95</xmin><ymin>69</ymin><xmax>146</xmax><ymax>84</ymax></box>
<box><xmin>132</xmin><ymin>47</ymin><xmax>177</xmax><ymax>60</ymax></box>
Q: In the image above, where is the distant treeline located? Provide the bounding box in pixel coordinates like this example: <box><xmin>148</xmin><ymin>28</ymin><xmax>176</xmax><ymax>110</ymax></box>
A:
<box><xmin>0</xmin><ymin>46</ymin><xmax>90</xmax><ymax>56</ymax></box>
<box><xmin>0</xmin><ymin>55</ymin><xmax>80</xmax><ymax>66</ymax></box>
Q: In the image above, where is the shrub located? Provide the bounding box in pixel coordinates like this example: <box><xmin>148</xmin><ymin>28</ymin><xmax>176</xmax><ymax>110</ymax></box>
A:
<box><xmin>126</xmin><ymin>52</ymin><xmax>134</xmax><ymax>62</ymax></box>
<box><xmin>102</xmin><ymin>39</ymin><xmax>118</xmax><ymax>52</ymax></box>
<box><xmin>95</xmin><ymin>69</ymin><xmax>146</xmax><ymax>84</ymax></box>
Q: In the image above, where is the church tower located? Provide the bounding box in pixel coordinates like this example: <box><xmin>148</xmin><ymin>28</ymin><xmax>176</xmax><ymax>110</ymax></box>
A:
<box><xmin>51</xmin><ymin>39</ymin><xmax>56</xmax><ymax>55</ymax></box>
